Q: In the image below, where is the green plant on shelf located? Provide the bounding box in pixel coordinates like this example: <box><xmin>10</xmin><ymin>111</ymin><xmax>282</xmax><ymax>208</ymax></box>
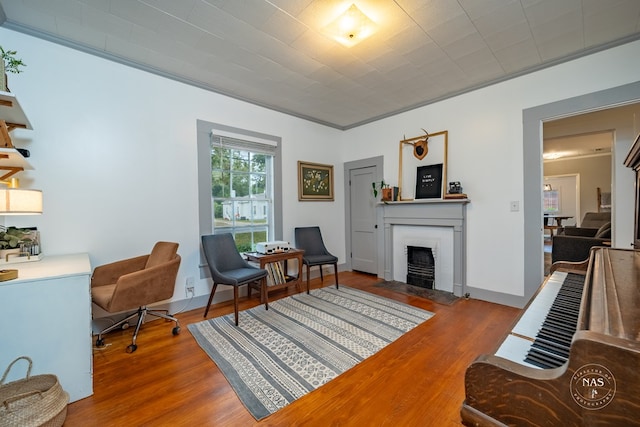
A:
<box><xmin>0</xmin><ymin>46</ymin><xmax>26</xmax><ymax>74</ymax></box>
<box><xmin>371</xmin><ymin>180</ymin><xmax>389</xmax><ymax>198</ymax></box>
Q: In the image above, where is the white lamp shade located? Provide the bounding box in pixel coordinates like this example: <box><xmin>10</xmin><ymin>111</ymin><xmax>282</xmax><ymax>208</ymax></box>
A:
<box><xmin>0</xmin><ymin>188</ymin><xmax>43</xmax><ymax>215</ymax></box>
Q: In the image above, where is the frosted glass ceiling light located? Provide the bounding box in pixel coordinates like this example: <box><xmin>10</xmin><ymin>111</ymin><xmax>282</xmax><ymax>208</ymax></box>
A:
<box><xmin>324</xmin><ymin>4</ymin><xmax>377</xmax><ymax>47</ymax></box>
<box><xmin>0</xmin><ymin>178</ymin><xmax>43</xmax><ymax>215</ymax></box>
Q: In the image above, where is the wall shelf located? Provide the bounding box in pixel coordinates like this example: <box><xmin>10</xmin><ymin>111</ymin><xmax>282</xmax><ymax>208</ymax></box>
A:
<box><xmin>0</xmin><ymin>91</ymin><xmax>33</xmax><ymax>130</ymax></box>
<box><xmin>0</xmin><ymin>91</ymin><xmax>33</xmax><ymax>180</ymax></box>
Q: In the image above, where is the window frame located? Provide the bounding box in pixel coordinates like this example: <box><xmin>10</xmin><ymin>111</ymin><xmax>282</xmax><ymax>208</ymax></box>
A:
<box><xmin>197</xmin><ymin>120</ymin><xmax>282</xmax><ymax>273</ymax></box>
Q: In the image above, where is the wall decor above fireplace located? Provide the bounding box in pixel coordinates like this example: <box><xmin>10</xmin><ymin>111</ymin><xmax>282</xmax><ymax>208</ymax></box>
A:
<box><xmin>398</xmin><ymin>130</ymin><xmax>448</xmax><ymax>201</ymax></box>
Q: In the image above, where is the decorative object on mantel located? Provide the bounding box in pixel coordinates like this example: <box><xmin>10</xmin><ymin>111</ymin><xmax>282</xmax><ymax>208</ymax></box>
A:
<box><xmin>372</xmin><ymin>180</ymin><xmax>393</xmax><ymax>201</ymax></box>
<box><xmin>443</xmin><ymin>193</ymin><xmax>468</xmax><ymax>199</ymax></box>
<box><xmin>443</xmin><ymin>181</ymin><xmax>468</xmax><ymax>199</ymax></box>
<box><xmin>298</xmin><ymin>160</ymin><xmax>334</xmax><ymax>201</ymax></box>
<box><xmin>412</xmin><ymin>129</ymin><xmax>431</xmax><ymax>160</ymax></box>
<box><xmin>415</xmin><ymin>163</ymin><xmax>443</xmax><ymax>199</ymax></box>
<box><xmin>398</xmin><ymin>129</ymin><xmax>448</xmax><ymax>201</ymax></box>
<box><xmin>0</xmin><ymin>46</ymin><xmax>26</xmax><ymax>92</ymax></box>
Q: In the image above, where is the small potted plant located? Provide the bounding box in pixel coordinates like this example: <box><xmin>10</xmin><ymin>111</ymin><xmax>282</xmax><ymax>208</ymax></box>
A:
<box><xmin>0</xmin><ymin>46</ymin><xmax>26</xmax><ymax>92</ymax></box>
<box><xmin>0</xmin><ymin>226</ymin><xmax>34</xmax><ymax>260</ymax></box>
<box><xmin>372</xmin><ymin>180</ymin><xmax>393</xmax><ymax>202</ymax></box>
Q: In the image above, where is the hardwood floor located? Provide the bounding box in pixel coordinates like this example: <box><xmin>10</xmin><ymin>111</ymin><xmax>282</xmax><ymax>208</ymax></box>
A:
<box><xmin>66</xmin><ymin>272</ymin><xmax>520</xmax><ymax>426</ymax></box>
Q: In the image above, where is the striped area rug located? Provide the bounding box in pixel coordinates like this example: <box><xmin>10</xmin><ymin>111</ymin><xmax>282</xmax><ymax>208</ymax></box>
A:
<box><xmin>187</xmin><ymin>285</ymin><xmax>434</xmax><ymax>420</ymax></box>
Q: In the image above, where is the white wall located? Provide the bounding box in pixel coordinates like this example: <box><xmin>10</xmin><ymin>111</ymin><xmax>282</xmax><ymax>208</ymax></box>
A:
<box><xmin>2</xmin><ymin>27</ymin><xmax>640</xmax><ymax>308</ymax></box>
<box><xmin>0</xmin><ymin>28</ymin><xmax>343</xmax><ymax>304</ymax></box>
<box><xmin>343</xmin><ymin>40</ymin><xmax>640</xmax><ymax>299</ymax></box>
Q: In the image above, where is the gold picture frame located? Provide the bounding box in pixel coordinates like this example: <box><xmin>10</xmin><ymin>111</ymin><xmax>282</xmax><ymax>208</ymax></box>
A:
<box><xmin>298</xmin><ymin>161</ymin><xmax>334</xmax><ymax>201</ymax></box>
<box><xmin>398</xmin><ymin>130</ymin><xmax>448</xmax><ymax>201</ymax></box>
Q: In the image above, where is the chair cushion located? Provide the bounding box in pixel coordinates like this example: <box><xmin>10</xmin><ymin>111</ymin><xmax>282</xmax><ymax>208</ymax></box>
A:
<box><xmin>219</xmin><ymin>267</ymin><xmax>267</xmax><ymax>285</ymax></box>
<box><xmin>145</xmin><ymin>242</ymin><xmax>179</xmax><ymax>268</ymax></box>
<box><xmin>92</xmin><ymin>284</ymin><xmax>116</xmax><ymax>310</ymax></box>
<box><xmin>303</xmin><ymin>254</ymin><xmax>338</xmax><ymax>266</ymax></box>
<box><xmin>594</xmin><ymin>222</ymin><xmax>611</xmax><ymax>238</ymax></box>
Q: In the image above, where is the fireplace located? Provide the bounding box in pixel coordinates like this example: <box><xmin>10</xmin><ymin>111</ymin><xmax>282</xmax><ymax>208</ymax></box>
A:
<box><xmin>392</xmin><ymin>225</ymin><xmax>452</xmax><ymax>292</ymax></box>
<box><xmin>406</xmin><ymin>246</ymin><xmax>435</xmax><ymax>288</ymax></box>
<box><xmin>381</xmin><ymin>199</ymin><xmax>468</xmax><ymax>297</ymax></box>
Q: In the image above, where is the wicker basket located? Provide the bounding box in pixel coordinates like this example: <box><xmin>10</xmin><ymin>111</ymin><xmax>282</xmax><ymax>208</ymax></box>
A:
<box><xmin>0</xmin><ymin>356</ymin><xmax>69</xmax><ymax>427</ymax></box>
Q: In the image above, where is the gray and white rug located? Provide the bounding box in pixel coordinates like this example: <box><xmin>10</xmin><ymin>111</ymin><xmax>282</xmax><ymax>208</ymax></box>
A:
<box><xmin>188</xmin><ymin>285</ymin><xmax>434</xmax><ymax>420</ymax></box>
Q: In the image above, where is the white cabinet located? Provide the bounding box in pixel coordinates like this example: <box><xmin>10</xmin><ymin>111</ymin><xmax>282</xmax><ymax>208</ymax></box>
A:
<box><xmin>0</xmin><ymin>254</ymin><xmax>93</xmax><ymax>402</ymax></box>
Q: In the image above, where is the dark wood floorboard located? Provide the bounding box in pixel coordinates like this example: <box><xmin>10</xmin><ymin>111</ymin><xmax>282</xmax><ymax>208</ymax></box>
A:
<box><xmin>65</xmin><ymin>272</ymin><xmax>520</xmax><ymax>426</ymax></box>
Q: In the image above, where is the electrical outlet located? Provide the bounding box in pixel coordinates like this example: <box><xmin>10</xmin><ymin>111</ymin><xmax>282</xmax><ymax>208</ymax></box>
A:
<box><xmin>185</xmin><ymin>276</ymin><xmax>195</xmax><ymax>297</ymax></box>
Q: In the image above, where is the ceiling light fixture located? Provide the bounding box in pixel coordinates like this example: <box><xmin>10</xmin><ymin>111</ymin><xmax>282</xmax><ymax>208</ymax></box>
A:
<box><xmin>324</xmin><ymin>3</ymin><xmax>377</xmax><ymax>47</ymax></box>
<box><xmin>0</xmin><ymin>178</ymin><xmax>43</xmax><ymax>215</ymax></box>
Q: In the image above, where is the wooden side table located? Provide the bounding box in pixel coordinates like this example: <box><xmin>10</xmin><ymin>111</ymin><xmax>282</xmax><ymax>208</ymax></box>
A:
<box><xmin>245</xmin><ymin>249</ymin><xmax>306</xmax><ymax>303</ymax></box>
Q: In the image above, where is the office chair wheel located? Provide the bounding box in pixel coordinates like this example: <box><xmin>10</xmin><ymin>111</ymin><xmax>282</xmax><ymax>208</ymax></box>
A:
<box><xmin>95</xmin><ymin>338</ymin><xmax>105</xmax><ymax>348</ymax></box>
<box><xmin>126</xmin><ymin>344</ymin><xmax>137</xmax><ymax>353</ymax></box>
<box><xmin>172</xmin><ymin>326</ymin><xmax>180</xmax><ymax>335</ymax></box>
<box><xmin>121</xmin><ymin>321</ymin><xmax>130</xmax><ymax>330</ymax></box>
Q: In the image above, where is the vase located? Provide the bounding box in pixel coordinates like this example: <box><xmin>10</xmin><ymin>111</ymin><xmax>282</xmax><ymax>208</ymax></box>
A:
<box><xmin>0</xmin><ymin>61</ymin><xmax>6</xmax><ymax>92</ymax></box>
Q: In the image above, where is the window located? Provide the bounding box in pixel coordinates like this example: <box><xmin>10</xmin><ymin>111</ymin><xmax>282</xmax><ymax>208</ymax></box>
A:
<box><xmin>197</xmin><ymin>120</ymin><xmax>282</xmax><ymax>256</ymax></box>
<box><xmin>543</xmin><ymin>190</ymin><xmax>560</xmax><ymax>214</ymax></box>
<box><xmin>210</xmin><ymin>135</ymin><xmax>274</xmax><ymax>252</ymax></box>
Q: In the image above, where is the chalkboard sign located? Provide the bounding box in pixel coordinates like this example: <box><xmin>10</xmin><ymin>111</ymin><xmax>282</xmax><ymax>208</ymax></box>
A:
<box><xmin>415</xmin><ymin>163</ymin><xmax>443</xmax><ymax>199</ymax></box>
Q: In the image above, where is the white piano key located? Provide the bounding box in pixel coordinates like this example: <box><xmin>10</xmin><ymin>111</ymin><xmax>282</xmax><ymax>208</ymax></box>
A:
<box><xmin>511</xmin><ymin>271</ymin><xmax>567</xmax><ymax>339</ymax></box>
<box><xmin>495</xmin><ymin>335</ymin><xmax>541</xmax><ymax>369</ymax></box>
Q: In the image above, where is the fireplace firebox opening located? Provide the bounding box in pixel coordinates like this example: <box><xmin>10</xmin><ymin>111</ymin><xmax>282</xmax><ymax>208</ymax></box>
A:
<box><xmin>406</xmin><ymin>246</ymin><xmax>435</xmax><ymax>289</ymax></box>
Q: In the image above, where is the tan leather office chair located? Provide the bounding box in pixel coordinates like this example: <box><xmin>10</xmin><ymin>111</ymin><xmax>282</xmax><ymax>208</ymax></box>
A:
<box><xmin>91</xmin><ymin>241</ymin><xmax>181</xmax><ymax>353</ymax></box>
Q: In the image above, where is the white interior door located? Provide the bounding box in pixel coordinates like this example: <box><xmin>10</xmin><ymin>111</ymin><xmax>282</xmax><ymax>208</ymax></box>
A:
<box><xmin>349</xmin><ymin>166</ymin><xmax>377</xmax><ymax>274</ymax></box>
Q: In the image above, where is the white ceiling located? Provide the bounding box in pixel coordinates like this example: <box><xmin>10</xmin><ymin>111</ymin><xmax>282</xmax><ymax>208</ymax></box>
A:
<box><xmin>543</xmin><ymin>131</ymin><xmax>612</xmax><ymax>161</ymax></box>
<box><xmin>1</xmin><ymin>0</ymin><xmax>639</xmax><ymax>129</ymax></box>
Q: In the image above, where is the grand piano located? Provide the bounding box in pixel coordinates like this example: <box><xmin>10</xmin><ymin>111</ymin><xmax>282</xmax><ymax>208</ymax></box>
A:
<box><xmin>460</xmin><ymin>247</ymin><xmax>640</xmax><ymax>425</ymax></box>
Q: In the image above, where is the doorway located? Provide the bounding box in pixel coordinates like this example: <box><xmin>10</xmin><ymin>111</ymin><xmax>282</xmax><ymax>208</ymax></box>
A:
<box><xmin>344</xmin><ymin>156</ymin><xmax>383</xmax><ymax>275</ymax></box>
<box><xmin>523</xmin><ymin>81</ymin><xmax>640</xmax><ymax>305</ymax></box>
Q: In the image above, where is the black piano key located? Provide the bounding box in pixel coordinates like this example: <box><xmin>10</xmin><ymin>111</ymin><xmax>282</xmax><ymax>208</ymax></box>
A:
<box><xmin>522</xmin><ymin>272</ymin><xmax>586</xmax><ymax>368</ymax></box>
<box><xmin>531</xmin><ymin>338</ymin><xmax>570</xmax><ymax>358</ymax></box>
<box><xmin>525</xmin><ymin>347</ymin><xmax>567</xmax><ymax>369</ymax></box>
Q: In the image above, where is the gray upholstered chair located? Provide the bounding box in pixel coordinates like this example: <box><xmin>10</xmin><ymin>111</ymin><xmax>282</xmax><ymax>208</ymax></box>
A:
<box><xmin>201</xmin><ymin>233</ymin><xmax>268</xmax><ymax>325</ymax></box>
<box><xmin>294</xmin><ymin>226</ymin><xmax>339</xmax><ymax>291</ymax></box>
<box><xmin>91</xmin><ymin>241</ymin><xmax>181</xmax><ymax>353</ymax></box>
<box><xmin>551</xmin><ymin>222</ymin><xmax>611</xmax><ymax>263</ymax></box>
<box><xmin>561</xmin><ymin>212</ymin><xmax>611</xmax><ymax>235</ymax></box>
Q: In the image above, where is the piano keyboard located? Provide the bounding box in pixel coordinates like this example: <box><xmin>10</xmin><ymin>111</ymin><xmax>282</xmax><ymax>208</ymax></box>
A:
<box><xmin>495</xmin><ymin>271</ymin><xmax>585</xmax><ymax>369</ymax></box>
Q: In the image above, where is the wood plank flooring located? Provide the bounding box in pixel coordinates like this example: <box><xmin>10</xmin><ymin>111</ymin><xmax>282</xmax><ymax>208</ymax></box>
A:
<box><xmin>65</xmin><ymin>272</ymin><xmax>520</xmax><ymax>426</ymax></box>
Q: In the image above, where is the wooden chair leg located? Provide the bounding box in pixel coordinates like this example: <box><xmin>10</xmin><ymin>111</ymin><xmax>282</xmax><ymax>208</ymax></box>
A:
<box><xmin>203</xmin><ymin>283</ymin><xmax>218</xmax><ymax>317</ymax></box>
<box><xmin>262</xmin><ymin>278</ymin><xmax>269</xmax><ymax>311</ymax></box>
<box><xmin>333</xmin><ymin>263</ymin><xmax>339</xmax><ymax>289</ymax></box>
<box><xmin>233</xmin><ymin>286</ymin><xmax>239</xmax><ymax>326</ymax></box>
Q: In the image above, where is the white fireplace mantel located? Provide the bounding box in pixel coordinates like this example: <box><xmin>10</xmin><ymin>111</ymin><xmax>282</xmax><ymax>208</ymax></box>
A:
<box><xmin>379</xmin><ymin>199</ymin><xmax>469</xmax><ymax>297</ymax></box>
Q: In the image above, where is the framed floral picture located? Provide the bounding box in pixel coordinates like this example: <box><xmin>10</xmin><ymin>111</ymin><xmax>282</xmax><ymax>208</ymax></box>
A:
<box><xmin>298</xmin><ymin>161</ymin><xmax>334</xmax><ymax>201</ymax></box>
